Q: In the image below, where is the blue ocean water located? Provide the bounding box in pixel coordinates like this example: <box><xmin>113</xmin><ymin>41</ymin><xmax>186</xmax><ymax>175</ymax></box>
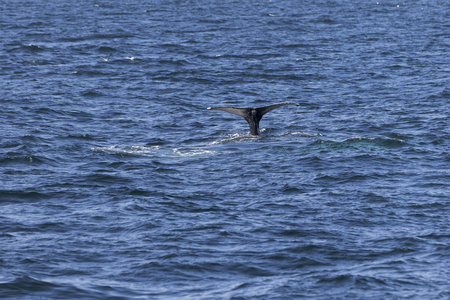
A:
<box><xmin>1</xmin><ymin>0</ymin><xmax>449</xmax><ymax>298</ymax></box>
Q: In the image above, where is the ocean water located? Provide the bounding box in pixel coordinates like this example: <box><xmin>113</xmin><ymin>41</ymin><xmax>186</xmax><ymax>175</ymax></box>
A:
<box><xmin>1</xmin><ymin>0</ymin><xmax>449</xmax><ymax>298</ymax></box>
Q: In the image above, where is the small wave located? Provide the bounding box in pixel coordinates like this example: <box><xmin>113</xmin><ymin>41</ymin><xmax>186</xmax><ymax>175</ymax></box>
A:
<box><xmin>208</xmin><ymin>133</ymin><xmax>260</xmax><ymax>145</ymax></box>
<box><xmin>93</xmin><ymin>145</ymin><xmax>220</xmax><ymax>159</ymax></box>
<box><xmin>427</xmin><ymin>87</ymin><xmax>450</xmax><ymax>100</ymax></box>
<box><xmin>207</xmin><ymin>130</ymin><xmax>322</xmax><ymax>146</ymax></box>
<box><xmin>282</xmin><ymin>131</ymin><xmax>324</xmax><ymax>137</ymax></box>
<box><xmin>0</xmin><ymin>276</ymin><xmax>111</xmax><ymax>299</ymax></box>
<box><xmin>0</xmin><ymin>155</ymin><xmax>48</xmax><ymax>166</ymax></box>
<box><xmin>0</xmin><ymin>190</ymin><xmax>49</xmax><ymax>203</ymax></box>
<box><xmin>171</xmin><ymin>148</ymin><xmax>218</xmax><ymax>157</ymax></box>
<box><xmin>72</xmin><ymin>69</ymin><xmax>111</xmax><ymax>77</ymax></box>
<box><xmin>309</xmin><ymin>136</ymin><xmax>406</xmax><ymax>152</ymax></box>
<box><xmin>317</xmin><ymin>273</ymin><xmax>390</xmax><ymax>289</ymax></box>
<box><xmin>81</xmin><ymin>90</ymin><xmax>106</xmax><ymax>97</ymax></box>
<box><xmin>93</xmin><ymin>145</ymin><xmax>161</xmax><ymax>157</ymax></box>
<box><xmin>84</xmin><ymin>173</ymin><xmax>132</xmax><ymax>185</ymax></box>
<box><xmin>22</xmin><ymin>59</ymin><xmax>54</xmax><ymax>66</ymax></box>
<box><xmin>97</xmin><ymin>46</ymin><xmax>116</xmax><ymax>52</ymax></box>
<box><xmin>33</xmin><ymin>107</ymin><xmax>65</xmax><ymax>116</ymax></box>
<box><xmin>65</xmin><ymin>133</ymin><xmax>96</xmax><ymax>140</ymax></box>
<box><xmin>0</xmin><ymin>276</ymin><xmax>57</xmax><ymax>296</ymax></box>
<box><xmin>7</xmin><ymin>43</ymin><xmax>45</xmax><ymax>53</ymax></box>
<box><xmin>281</xmin><ymin>184</ymin><xmax>307</xmax><ymax>194</ymax></box>
<box><xmin>26</xmin><ymin>21</ymin><xmax>45</xmax><ymax>27</ymax></box>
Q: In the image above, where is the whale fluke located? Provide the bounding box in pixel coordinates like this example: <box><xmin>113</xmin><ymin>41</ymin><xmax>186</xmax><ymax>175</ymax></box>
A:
<box><xmin>207</xmin><ymin>102</ymin><xmax>299</xmax><ymax>135</ymax></box>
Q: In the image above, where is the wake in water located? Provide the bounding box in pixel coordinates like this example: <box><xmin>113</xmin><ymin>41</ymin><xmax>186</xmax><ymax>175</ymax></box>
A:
<box><xmin>92</xmin><ymin>131</ymin><xmax>314</xmax><ymax>159</ymax></box>
<box><xmin>207</xmin><ymin>132</ymin><xmax>261</xmax><ymax>145</ymax></box>
<box><xmin>309</xmin><ymin>136</ymin><xmax>407</xmax><ymax>152</ymax></box>
<box><xmin>93</xmin><ymin>145</ymin><xmax>162</xmax><ymax>157</ymax></box>
<box><xmin>93</xmin><ymin>145</ymin><xmax>220</xmax><ymax>158</ymax></box>
<box><xmin>92</xmin><ymin>133</ymin><xmax>405</xmax><ymax>163</ymax></box>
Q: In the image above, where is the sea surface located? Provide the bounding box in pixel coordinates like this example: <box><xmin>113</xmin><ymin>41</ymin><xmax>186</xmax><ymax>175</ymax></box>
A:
<box><xmin>1</xmin><ymin>0</ymin><xmax>449</xmax><ymax>299</ymax></box>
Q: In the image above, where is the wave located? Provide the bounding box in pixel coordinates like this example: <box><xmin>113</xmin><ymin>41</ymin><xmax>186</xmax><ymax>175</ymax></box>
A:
<box><xmin>93</xmin><ymin>145</ymin><xmax>219</xmax><ymax>158</ymax></box>
<box><xmin>282</xmin><ymin>131</ymin><xmax>324</xmax><ymax>137</ymax></box>
<box><xmin>0</xmin><ymin>190</ymin><xmax>49</xmax><ymax>203</ymax></box>
<box><xmin>93</xmin><ymin>145</ymin><xmax>162</xmax><ymax>157</ymax></box>
<box><xmin>0</xmin><ymin>155</ymin><xmax>51</xmax><ymax>166</ymax></box>
<box><xmin>309</xmin><ymin>136</ymin><xmax>407</xmax><ymax>152</ymax></box>
<box><xmin>0</xmin><ymin>276</ymin><xmax>135</xmax><ymax>299</ymax></box>
<box><xmin>92</xmin><ymin>132</ymin><xmax>320</xmax><ymax>160</ymax></box>
<box><xmin>207</xmin><ymin>133</ymin><xmax>260</xmax><ymax>145</ymax></box>
<box><xmin>6</xmin><ymin>43</ymin><xmax>45</xmax><ymax>53</ymax></box>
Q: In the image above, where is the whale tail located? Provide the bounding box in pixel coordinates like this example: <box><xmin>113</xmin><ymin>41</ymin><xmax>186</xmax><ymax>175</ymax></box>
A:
<box><xmin>207</xmin><ymin>102</ymin><xmax>299</xmax><ymax>135</ymax></box>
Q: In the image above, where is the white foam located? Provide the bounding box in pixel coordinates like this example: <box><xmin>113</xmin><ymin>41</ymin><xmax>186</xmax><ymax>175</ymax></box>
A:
<box><xmin>208</xmin><ymin>133</ymin><xmax>259</xmax><ymax>145</ymax></box>
<box><xmin>92</xmin><ymin>145</ymin><xmax>161</xmax><ymax>157</ymax></box>
<box><xmin>171</xmin><ymin>148</ymin><xmax>218</xmax><ymax>157</ymax></box>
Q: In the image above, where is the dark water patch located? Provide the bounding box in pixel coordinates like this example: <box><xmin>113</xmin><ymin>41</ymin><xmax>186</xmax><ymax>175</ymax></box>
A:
<box><xmin>0</xmin><ymin>276</ymin><xmax>58</xmax><ymax>297</ymax></box>
<box><xmin>265</xmin><ymin>253</ymin><xmax>327</xmax><ymax>269</ymax></box>
<box><xmin>81</xmin><ymin>90</ymin><xmax>106</xmax><ymax>98</ymax></box>
<box><xmin>97</xmin><ymin>46</ymin><xmax>117</xmax><ymax>53</ymax></box>
<box><xmin>127</xmin><ymin>188</ymin><xmax>165</xmax><ymax>197</ymax></box>
<box><xmin>82</xmin><ymin>173</ymin><xmax>132</xmax><ymax>185</ymax></box>
<box><xmin>19</xmin><ymin>134</ymin><xmax>45</xmax><ymax>143</ymax></box>
<box><xmin>26</xmin><ymin>21</ymin><xmax>46</xmax><ymax>27</ymax></box>
<box><xmin>65</xmin><ymin>109</ymin><xmax>96</xmax><ymax>121</ymax></box>
<box><xmin>0</xmin><ymin>155</ymin><xmax>49</xmax><ymax>166</ymax></box>
<box><xmin>419</xmin><ymin>233</ymin><xmax>450</xmax><ymax>244</ymax></box>
<box><xmin>317</xmin><ymin>273</ymin><xmax>394</xmax><ymax>294</ymax></box>
<box><xmin>0</xmin><ymin>276</ymin><xmax>133</xmax><ymax>300</ymax></box>
<box><xmin>145</xmin><ymin>138</ymin><xmax>169</xmax><ymax>146</ymax></box>
<box><xmin>408</xmin><ymin>201</ymin><xmax>449</xmax><ymax>210</ymax></box>
<box><xmin>157</xmin><ymin>58</ymin><xmax>191</xmax><ymax>67</ymax></box>
<box><xmin>33</xmin><ymin>221</ymin><xmax>70</xmax><ymax>234</ymax></box>
<box><xmin>281</xmin><ymin>184</ymin><xmax>308</xmax><ymax>194</ymax></box>
<box><xmin>364</xmin><ymin>192</ymin><xmax>389</xmax><ymax>203</ymax></box>
<box><xmin>279</xmin><ymin>229</ymin><xmax>309</xmax><ymax>238</ymax></box>
<box><xmin>0</xmin><ymin>190</ymin><xmax>51</xmax><ymax>203</ymax></box>
<box><xmin>187</xmin><ymin>204</ymin><xmax>225</xmax><ymax>214</ymax></box>
<box><xmin>65</xmin><ymin>133</ymin><xmax>97</xmax><ymax>140</ymax></box>
<box><xmin>71</xmin><ymin>68</ymin><xmax>111</xmax><ymax>77</ymax></box>
<box><xmin>32</xmin><ymin>107</ymin><xmax>67</xmax><ymax>118</ymax></box>
<box><xmin>6</xmin><ymin>44</ymin><xmax>46</xmax><ymax>53</ymax></box>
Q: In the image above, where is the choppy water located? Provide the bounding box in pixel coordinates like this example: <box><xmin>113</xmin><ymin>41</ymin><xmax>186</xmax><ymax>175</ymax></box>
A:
<box><xmin>1</xmin><ymin>0</ymin><xmax>449</xmax><ymax>299</ymax></box>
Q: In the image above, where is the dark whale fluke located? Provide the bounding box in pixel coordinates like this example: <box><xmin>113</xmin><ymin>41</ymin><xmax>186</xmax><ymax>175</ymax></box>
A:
<box><xmin>207</xmin><ymin>102</ymin><xmax>299</xmax><ymax>135</ymax></box>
